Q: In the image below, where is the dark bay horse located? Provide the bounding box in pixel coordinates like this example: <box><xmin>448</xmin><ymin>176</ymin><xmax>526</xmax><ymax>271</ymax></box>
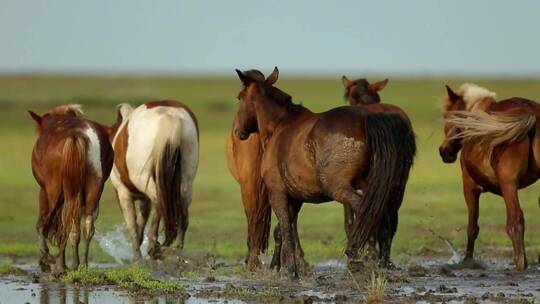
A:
<box><xmin>440</xmin><ymin>83</ymin><xmax>540</xmax><ymax>271</ymax></box>
<box><xmin>29</xmin><ymin>105</ymin><xmax>113</xmax><ymax>273</ymax></box>
<box><xmin>342</xmin><ymin>76</ymin><xmax>416</xmax><ymax>266</ymax></box>
<box><xmin>226</xmin><ymin>120</ymin><xmax>271</xmax><ymax>270</ymax></box>
<box><xmin>234</xmin><ymin>67</ymin><xmax>415</xmax><ymax>278</ymax></box>
<box><xmin>106</xmin><ymin>101</ymin><xmax>199</xmax><ymax>261</ymax></box>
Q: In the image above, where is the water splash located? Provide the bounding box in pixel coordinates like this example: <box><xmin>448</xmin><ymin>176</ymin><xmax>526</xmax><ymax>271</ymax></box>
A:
<box><xmin>94</xmin><ymin>224</ymin><xmax>150</xmax><ymax>265</ymax></box>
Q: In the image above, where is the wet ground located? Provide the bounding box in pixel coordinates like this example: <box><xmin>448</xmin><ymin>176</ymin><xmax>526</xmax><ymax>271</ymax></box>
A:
<box><xmin>2</xmin><ymin>228</ymin><xmax>539</xmax><ymax>303</ymax></box>
<box><xmin>2</xmin><ymin>254</ymin><xmax>539</xmax><ymax>304</ymax></box>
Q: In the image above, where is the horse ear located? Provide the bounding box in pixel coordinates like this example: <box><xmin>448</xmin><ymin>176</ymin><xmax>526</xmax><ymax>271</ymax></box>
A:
<box><xmin>369</xmin><ymin>78</ymin><xmax>389</xmax><ymax>92</ymax></box>
<box><xmin>341</xmin><ymin>75</ymin><xmax>353</xmax><ymax>88</ymax></box>
<box><xmin>266</xmin><ymin>66</ymin><xmax>279</xmax><ymax>85</ymax></box>
<box><xmin>445</xmin><ymin>85</ymin><xmax>459</xmax><ymax>102</ymax></box>
<box><xmin>236</xmin><ymin>69</ymin><xmax>251</xmax><ymax>86</ymax></box>
<box><xmin>28</xmin><ymin>110</ymin><xmax>42</xmax><ymax>125</ymax></box>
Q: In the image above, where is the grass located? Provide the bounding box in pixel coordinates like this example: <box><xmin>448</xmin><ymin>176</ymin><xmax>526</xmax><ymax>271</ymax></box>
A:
<box><xmin>366</xmin><ymin>270</ymin><xmax>387</xmax><ymax>303</ymax></box>
<box><xmin>0</xmin><ymin>259</ymin><xmax>26</xmax><ymax>276</ymax></box>
<box><xmin>61</xmin><ymin>266</ymin><xmax>183</xmax><ymax>292</ymax></box>
<box><xmin>0</xmin><ymin>75</ymin><xmax>539</xmax><ymax>264</ymax></box>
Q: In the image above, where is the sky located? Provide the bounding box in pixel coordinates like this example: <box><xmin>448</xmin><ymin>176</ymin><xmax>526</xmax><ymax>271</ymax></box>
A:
<box><xmin>1</xmin><ymin>0</ymin><xmax>540</xmax><ymax>76</ymax></box>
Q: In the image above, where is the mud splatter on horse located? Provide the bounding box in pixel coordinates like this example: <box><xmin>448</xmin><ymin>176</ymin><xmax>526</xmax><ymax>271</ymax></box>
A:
<box><xmin>342</xmin><ymin>76</ymin><xmax>416</xmax><ymax>266</ymax></box>
<box><xmin>234</xmin><ymin>67</ymin><xmax>415</xmax><ymax>278</ymax></box>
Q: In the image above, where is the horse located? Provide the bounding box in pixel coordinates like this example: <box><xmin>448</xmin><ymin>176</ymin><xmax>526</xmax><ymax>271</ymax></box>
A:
<box><xmin>341</xmin><ymin>76</ymin><xmax>415</xmax><ymax>266</ymax></box>
<box><xmin>439</xmin><ymin>83</ymin><xmax>540</xmax><ymax>271</ymax></box>
<box><xmin>29</xmin><ymin>104</ymin><xmax>113</xmax><ymax>273</ymax></box>
<box><xmin>234</xmin><ymin>67</ymin><xmax>415</xmax><ymax>278</ymax></box>
<box><xmin>107</xmin><ymin>100</ymin><xmax>199</xmax><ymax>261</ymax></box>
<box><xmin>226</xmin><ymin>117</ymin><xmax>271</xmax><ymax>270</ymax></box>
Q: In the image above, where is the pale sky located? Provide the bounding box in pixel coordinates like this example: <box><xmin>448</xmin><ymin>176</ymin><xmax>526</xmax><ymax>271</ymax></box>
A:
<box><xmin>1</xmin><ymin>0</ymin><xmax>540</xmax><ymax>76</ymax></box>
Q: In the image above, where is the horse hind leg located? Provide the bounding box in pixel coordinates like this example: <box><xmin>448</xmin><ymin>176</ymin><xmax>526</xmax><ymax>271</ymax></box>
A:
<box><xmin>136</xmin><ymin>198</ymin><xmax>151</xmax><ymax>246</ymax></box>
<box><xmin>175</xmin><ymin>188</ymin><xmax>192</xmax><ymax>250</ymax></box>
<box><xmin>500</xmin><ymin>182</ymin><xmax>527</xmax><ymax>271</ymax></box>
<box><xmin>81</xmin><ymin>181</ymin><xmax>103</xmax><ymax>268</ymax></box>
<box><xmin>116</xmin><ymin>188</ymin><xmax>142</xmax><ymax>262</ymax></box>
<box><xmin>37</xmin><ymin>188</ymin><xmax>52</xmax><ymax>272</ymax></box>
<box><xmin>69</xmin><ymin>219</ymin><xmax>81</xmax><ymax>270</ymax></box>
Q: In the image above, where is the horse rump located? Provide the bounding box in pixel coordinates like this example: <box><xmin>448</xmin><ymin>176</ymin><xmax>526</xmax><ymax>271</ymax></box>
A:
<box><xmin>43</xmin><ymin>135</ymin><xmax>87</xmax><ymax>246</ymax></box>
<box><xmin>350</xmin><ymin>112</ymin><xmax>415</xmax><ymax>254</ymax></box>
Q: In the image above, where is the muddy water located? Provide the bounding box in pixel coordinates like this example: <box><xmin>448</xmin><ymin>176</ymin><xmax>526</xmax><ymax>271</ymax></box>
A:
<box><xmin>0</xmin><ymin>279</ymin><xmax>245</xmax><ymax>304</ymax></box>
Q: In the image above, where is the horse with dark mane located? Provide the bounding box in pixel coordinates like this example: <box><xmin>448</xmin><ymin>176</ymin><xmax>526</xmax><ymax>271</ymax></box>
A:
<box><xmin>30</xmin><ymin>105</ymin><xmax>113</xmax><ymax>273</ymax></box>
<box><xmin>440</xmin><ymin>83</ymin><xmax>540</xmax><ymax>271</ymax></box>
<box><xmin>234</xmin><ymin>67</ymin><xmax>415</xmax><ymax>278</ymax></box>
<box><xmin>342</xmin><ymin>76</ymin><xmax>415</xmax><ymax>266</ymax></box>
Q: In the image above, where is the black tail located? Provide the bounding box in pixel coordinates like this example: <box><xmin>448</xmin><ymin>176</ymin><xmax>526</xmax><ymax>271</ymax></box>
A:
<box><xmin>350</xmin><ymin>112</ymin><xmax>415</xmax><ymax>253</ymax></box>
<box><xmin>156</xmin><ymin>141</ymin><xmax>184</xmax><ymax>246</ymax></box>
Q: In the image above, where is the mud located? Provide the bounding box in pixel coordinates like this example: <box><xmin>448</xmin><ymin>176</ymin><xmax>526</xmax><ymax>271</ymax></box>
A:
<box><xmin>2</xmin><ymin>253</ymin><xmax>539</xmax><ymax>303</ymax></box>
<box><xmin>2</xmin><ymin>227</ymin><xmax>539</xmax><ymax>303</ymax></box>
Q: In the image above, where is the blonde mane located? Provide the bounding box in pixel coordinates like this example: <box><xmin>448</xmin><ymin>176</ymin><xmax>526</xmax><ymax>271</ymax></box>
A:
<box><xmin>458</xmin><ymin>83</ymin><xmax>497</xmax><ymax>112</ymax></box>
<box><xmin>50</xmin><ymin>104</ymin><xmax>84</xmax><ymax>116</ymax></box>
<box><xmin>445</xmin><ymin>110</ymin><xmax>535</xmax><ymax>150</ymax></box>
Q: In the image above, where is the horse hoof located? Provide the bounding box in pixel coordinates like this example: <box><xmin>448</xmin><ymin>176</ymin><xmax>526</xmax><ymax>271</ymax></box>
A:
<box><xmin>39</xmin><ymin>260</ymin><xmax>51</xmax><ymax>273</ymax></box>
<box><xmin>247</xmin><ymin>256</ymin><xmax>262</xmax><ymax>271</ymax></box>
<box><xmin>457</xmin><ymin>258</ymin><xmax>484</xmax><ymax>270</ymax></box>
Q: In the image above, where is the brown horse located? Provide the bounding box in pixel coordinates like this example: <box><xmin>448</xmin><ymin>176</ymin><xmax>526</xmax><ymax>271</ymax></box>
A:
<box><xmin>234</xmin><ymin>67</ymin><xmax>415</xmax><ymax>278</ymax></box>
<box><xmin>439</xmin><ymin>83</ymin><xmax>540</xmax><ymax>271</ymax></box>
<box><xmin>226</xmin><ymin>117</ymin><xmax>271</xmax><ymax>270</ymax></box>
<box><xmin>341</xmin><ymin>76</ymin><xmax>415</xmax><ymax>266</ymax></box>
<box><xmin>30</xmin><ymin>105</ymin><xmax>113</xmax><ymax>273</ymax></box>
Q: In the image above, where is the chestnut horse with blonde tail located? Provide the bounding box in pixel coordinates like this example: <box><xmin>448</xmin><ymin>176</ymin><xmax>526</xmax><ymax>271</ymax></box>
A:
<box><xmin>341</xmin><ymin>76</ymin><xmax>415</xmax><ymax>266</ymax></box>
<box><xmin>30</xmin><ymin>105</ymin><xmax>113</xmax><ymax>273</ymax></box>
<box><xmin>234</xmin><ymin>67</ymin><xmax>415</xmax><ymax>278</ymax></box>
<box><xmin>107</xmin><ymin>101</ymin><xmax>199</xmax><ymax>261</ymax></box>
<box><xmin>440</xmin><ymin>83</ymin><xmax>540</xmax><ymax>271</ymax></box>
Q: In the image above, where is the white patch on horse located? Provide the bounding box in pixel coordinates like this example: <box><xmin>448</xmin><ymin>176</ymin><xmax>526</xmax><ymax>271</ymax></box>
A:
<box><xmin>84</xmin><ymin>126</ymin><xmax>102</xmax><ymax>179</ymax></box>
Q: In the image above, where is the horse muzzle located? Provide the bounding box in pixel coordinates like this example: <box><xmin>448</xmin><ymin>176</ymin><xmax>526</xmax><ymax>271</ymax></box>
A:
<box><xmin>439</xmin><ymin>145</ymin><xmax>457</xmax><ymax>163</ymax></box>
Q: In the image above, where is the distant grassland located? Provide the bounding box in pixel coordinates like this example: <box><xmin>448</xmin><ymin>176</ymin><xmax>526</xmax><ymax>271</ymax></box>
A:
<box><xmin>0</xmin><ymin>75</ymin><xmax>539</xmax><ymax>263</ymax></box>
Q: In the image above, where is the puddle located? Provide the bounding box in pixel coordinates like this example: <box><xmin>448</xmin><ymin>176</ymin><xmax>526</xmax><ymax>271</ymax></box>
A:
<box><xmin>95</xmin><ymin>224</ymin><xmax>156</xmax><ymax>265</ymax></box>
<box><xmin>0</xmin><ymin>279</ymin><xmax>245</xmax><ymax>304</ymax></box>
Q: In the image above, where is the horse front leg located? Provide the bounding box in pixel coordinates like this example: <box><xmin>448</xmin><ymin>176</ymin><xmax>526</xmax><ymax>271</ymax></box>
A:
<box><xmin>461</xmin><ymin>173</ymin><xmax>481</xmax><ymax>267</ymax></box>
<box><xmin>269</xmin><ymin>190</ymin><xmax>297</xmax><ymax>279</ymax></box>
<box><xmin>289</xmin><ymin>200</ymin><xmax>309</xmax><ymax>275</ymax></box>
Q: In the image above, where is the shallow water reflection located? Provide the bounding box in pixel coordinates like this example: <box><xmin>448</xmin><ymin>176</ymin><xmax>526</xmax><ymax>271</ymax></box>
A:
<box><xmin>1</xmin><ymin>279</ymin><xmax>244</xmax><ymax>304</ymax></box>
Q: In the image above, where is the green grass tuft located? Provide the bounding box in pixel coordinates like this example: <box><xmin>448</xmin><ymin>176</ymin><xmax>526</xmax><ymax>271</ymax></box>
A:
<box><xmin>0</xmin><ymin>260</ymin><xmax>26</xmax><ymax>276</ymax></box>
<box><xmin>61</xmin><ymin>267</ymin><xmax>183</xmax><ymax>293</ymax></box>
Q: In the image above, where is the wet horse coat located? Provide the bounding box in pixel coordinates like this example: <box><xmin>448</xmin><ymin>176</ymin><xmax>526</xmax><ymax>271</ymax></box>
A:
<box><xmin>440</xmin><ymin>83</ymin><xmax>540</xmax><ymax>271</ymax></box>
<box><xmin>108</xmin><ymin>101</ymin><xmax>199</xmax><ymax>261</ymax></box>
<box><xmin>30</xmin><ymin>105</ymin><xmax>113</xmax><ymax>273</ymax></box>
<box><xmin>342</xmin><ymin>76</ymin><xmax>416</xmax><ymax>265</ymax></box>
<box><xmin>234</xmin><ymin>68</ymin><xmax>415</xmax><ymax>277</ymax></box>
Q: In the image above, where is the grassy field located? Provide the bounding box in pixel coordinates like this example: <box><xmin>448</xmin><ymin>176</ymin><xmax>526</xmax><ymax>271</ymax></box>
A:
<box><xmin>0</xmin><ymin>75</ymin><xmax>539</xmax><ymax>265</ymax></box>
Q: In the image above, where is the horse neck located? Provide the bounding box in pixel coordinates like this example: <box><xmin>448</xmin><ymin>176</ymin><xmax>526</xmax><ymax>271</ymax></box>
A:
<box><xmin>254</xmin><ymin>94</ymin><xmax>291</xmax><ymax>145</ymax></box>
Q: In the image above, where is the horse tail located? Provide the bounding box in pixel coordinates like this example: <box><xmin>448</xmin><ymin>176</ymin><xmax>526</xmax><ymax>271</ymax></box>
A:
<box><xmin>55</xmin><ymin>135</ymin><xmax>86</xmax><ymax>246</ymax></box>
<box><xmin>445</xmin><ymin>110</ymin><xmax>536</xmax><ymax>149</ymax></box>
<box><xmin>153</xmin><ymin>115</ymin><xmax>183</xmax><ymax>246</ymax></box>
<box><xmin>351</xmin><ymin>113</ymin><xmax>415</xmax><ymax>254</ymax></box>
<box><xmin>253</xmin><ymin>157</ymin><xmax>271</xmax><ymax>253</ymax></box>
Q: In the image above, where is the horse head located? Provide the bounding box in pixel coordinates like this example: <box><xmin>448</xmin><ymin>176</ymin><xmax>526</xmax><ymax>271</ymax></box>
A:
<box><xmin>439</xmin><ymin>85</ymin><xmax>466</xmax><ymax>163</ymax></box>
<box><xmin>342</xmin><ymin>76</ymin><xmax>388</xmax><ymax>106</ymax></box>
<box><xmin>234</xmin><ymin>67</ymin><xmax>281</xmax><ymax>140</ymax></box>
